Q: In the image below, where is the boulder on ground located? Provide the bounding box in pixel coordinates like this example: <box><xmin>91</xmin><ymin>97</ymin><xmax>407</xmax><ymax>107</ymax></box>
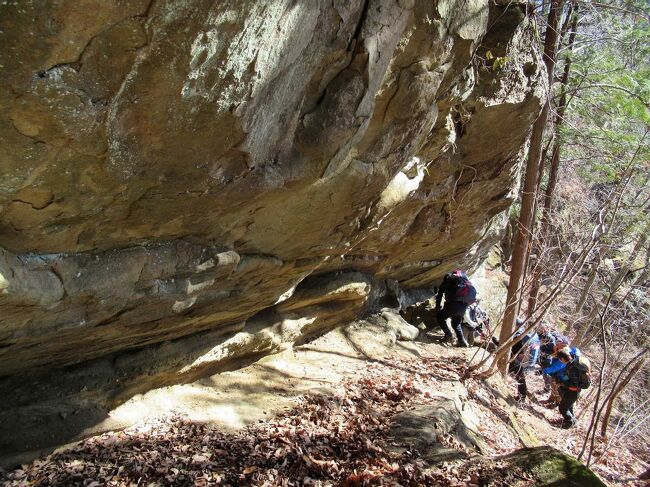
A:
<box><xmin>498</xmin><ymin>446</ymin><xmax>607</xmax><ymax>487</ymax></box>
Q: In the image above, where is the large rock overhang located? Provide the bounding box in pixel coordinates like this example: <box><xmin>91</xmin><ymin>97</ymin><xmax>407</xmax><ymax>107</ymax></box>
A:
<box><xmin>0</xmin><ymin>0</ymin><xmax>544</xmax><ymax>465</ymax></box>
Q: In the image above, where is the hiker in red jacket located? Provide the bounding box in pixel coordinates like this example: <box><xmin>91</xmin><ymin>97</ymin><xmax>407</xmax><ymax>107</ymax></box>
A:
<box><xmin>435</xmin><ymin>270</ymin><xmax>477</xmax><ymax>348</ymax></box>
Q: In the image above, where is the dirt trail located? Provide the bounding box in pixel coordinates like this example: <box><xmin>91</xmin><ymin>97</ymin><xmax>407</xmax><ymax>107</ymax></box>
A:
<box><xmin>98</xmin><ymin>315</ymin><xmax>650</xmax><ymax>486</ymax></box>
<box><xmin>104</xmin><ymin>319</ymin><xmax>424</xmax><ymax>434</ymax></box>
<box><xmin>1</xmin><ymin>312</ymin><xmax>643</xmax><ymax>486</ymax></box>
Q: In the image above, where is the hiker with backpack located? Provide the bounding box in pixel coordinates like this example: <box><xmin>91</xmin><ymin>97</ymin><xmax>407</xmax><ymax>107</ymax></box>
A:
<box><xmin>541</xmin><ymin>343</ymin><xmax>582</xmax><ymax>405</ymax></box>
<box><xmin>462</xmin><ymin>300</ymin><xmax>499</xmax><ymax>348</ymax></box>
<box><xmin>537</xmin><ymin>325</ymin><xmax>570</xmax><ymax>397</ymax></box>
<box><xmin>509</xmin><ymin>318</ymin><xmax>540</xmax><ymax>402</ymax></box>
<box><xmin>434</xmin><ymin>269</ymin><xmax>477</xmax><ymax>347</ymax></box>
<box><xmin>551</xmin><ymin>346</ymin><xmax>591</xmax><ymax>429</ymax></box>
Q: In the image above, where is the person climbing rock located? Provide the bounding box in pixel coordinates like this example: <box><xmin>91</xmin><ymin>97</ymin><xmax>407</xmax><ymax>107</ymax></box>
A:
<box><xmin>509</xmin><ymin>318</ymin><xmax>540</xmax><ymax>402</ymax></box>
<box><xmin>552</xmin><ymin>346</ymin><xmax>591</xmax><ymax>429</ymax></box>
<box><xmin>434</xmin><ymin>269</ymin><xmax>477</xmax><ymax>347</ymax></box>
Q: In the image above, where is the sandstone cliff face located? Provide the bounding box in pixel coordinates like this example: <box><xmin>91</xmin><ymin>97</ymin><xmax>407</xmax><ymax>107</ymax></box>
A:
<box><xmin>0</xmin><ymin>0</ymin><xmax>544</xmax><ymax>462</ymax></box>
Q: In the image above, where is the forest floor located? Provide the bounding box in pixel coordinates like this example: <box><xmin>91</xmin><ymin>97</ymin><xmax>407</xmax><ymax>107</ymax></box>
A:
<box><xmin>1</xmin><ymin>311</ymin><xmax>646</xmax><ymax>486</ymax></box>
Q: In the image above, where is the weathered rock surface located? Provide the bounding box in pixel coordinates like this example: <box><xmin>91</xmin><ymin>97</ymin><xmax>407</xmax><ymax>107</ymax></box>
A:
<box><xmin>0</xmin><ymin>0</ymin><xmax>544</xmax><ymax>462</ymax></box>
<box><xmin>387</xmin><ymin>399</ymin><xmax>488</xmax><ymax>463</ymax></box>
<box><xmin>495</xmin><ymin>446</ymin><xmax>608</xmax><ymax>486</ymax></box>
<box><xmin>389</xmin><ymin>405</ymin><xmax>608</xmax><ymax>486</ymax></box>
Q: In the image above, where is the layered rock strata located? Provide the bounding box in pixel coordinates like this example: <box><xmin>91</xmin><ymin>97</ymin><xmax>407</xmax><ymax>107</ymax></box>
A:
<box><xmin>0</xmin><ymin>0</ymin><xmax>544</xmax><ymax>462</ymax></box>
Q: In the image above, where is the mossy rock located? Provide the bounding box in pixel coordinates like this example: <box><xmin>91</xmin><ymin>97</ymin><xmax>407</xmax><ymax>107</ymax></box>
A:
<box><xmin>502</xmin><ymin>446</ymin><xmax>607</xmax><ymax>486</ymax></box>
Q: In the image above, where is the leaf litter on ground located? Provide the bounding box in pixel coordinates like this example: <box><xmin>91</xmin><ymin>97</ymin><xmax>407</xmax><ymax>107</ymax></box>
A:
<box><xmin>1</xmin><ymin>354</ymin><xmax>645</xmax><ymax>486</ymax></box>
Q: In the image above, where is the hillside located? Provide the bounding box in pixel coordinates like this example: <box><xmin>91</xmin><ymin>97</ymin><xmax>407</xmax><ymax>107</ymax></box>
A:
<box><xmin>5</xmin><ymin>304</ymin><xmax>642</xmax><ymax>486</ymax></box>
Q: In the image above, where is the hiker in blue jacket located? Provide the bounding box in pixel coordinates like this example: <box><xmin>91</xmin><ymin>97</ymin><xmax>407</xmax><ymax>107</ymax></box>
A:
<box><xmin>543</xmin><ymin>346</ymin><xmax>582</xmax><ymax>376</ymax></box>
<box><xmin>435</xmin><ymin>270</ymin><xmax>476</xmax><ymax>348</ymax></box>
<box><xmin>549</xmin><ymin>346</ymin><xmax>592</xmax><ymax>428</ymax></box>
<box><xmin>509</xmin><ymin>318</ymin><xmax>540</xmax><ymax>402</ymax></box>
<box><xmin>542</xmin><ymin>344</ymin><xmax>581</xmax><ymax>404</ymax></box>
<box><xmin>538</xmin><ymin>325</ymin><xmax>569</xmax><ymax>393</ymax></box>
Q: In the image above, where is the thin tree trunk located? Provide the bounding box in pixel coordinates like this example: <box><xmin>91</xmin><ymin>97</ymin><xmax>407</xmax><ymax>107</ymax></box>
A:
<box><xmin>574</xmin><ymin>159</ymin><xmax>646</xmax><ymax>464</ymax></box>
<box><xmin>523</xmin><ymin>145</ymin><xmax>550</xmax><ymax>316</ymax></box>
<box><xmin>575</xmin><ymin>207</ymin><xmax>650</xmax><ymax>343</ymax></box>
<box><xmin>583</xmin><ymin>293</ymin><xmax>612</xmax><ymax>466</ymax></box>
<box><xmin>574</xmin><ymin>301</ymin><xmax>600</xmax><ymax>347</ymax></box>
<box><xmin>610</xmin><ymin>220</ymin><xmax>650</xmax><ymax>291</ymax></box>
<box><xmin>579</xmin><ymin>346</ymin><xmax>649</xmax><ymax>463</ymax></box>
<box><xmin>600</xmin><ymin>358</ymin><xmax>645</xmax><ymax>438</ymax></box>
<box><xmin>498</xmin><ymin>0</ymin><xmax>565</xmax><ymax>373</ymax></box>
<box><xmin>527</xmin><ymin>7</ymin><xmax>579</xmax><ymax>316</ymax></box>
<box><xmin>575</xmin><ymin>252</ymin><xmax>601</xmax><ymax>314</ymax></box>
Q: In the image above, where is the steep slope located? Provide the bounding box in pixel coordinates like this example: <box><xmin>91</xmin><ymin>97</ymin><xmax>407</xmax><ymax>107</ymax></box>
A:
<box><xmin>1</xmin><ymin>314</ymin><xmax>610</xmax><ymax>485</ymax></box>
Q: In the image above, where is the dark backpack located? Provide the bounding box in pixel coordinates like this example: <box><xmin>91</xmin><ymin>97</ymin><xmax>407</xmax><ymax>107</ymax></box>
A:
<box><xmin>573</xmin><ymin>356</ymin><xmax>592</xmax><ymax>389</ymax></box>
<box><xmin>450</xmin><ymin>271</ymin><xmax>477</xmax><ymax>305</ymax></box>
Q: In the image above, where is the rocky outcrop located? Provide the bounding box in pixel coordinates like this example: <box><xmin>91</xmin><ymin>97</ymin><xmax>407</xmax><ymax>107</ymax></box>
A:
<box><xmin>387</xmin><ymin>399</ymin><xmax>488</xmax><ymax>463</ymax></box>
<box><xmin>0</xmin><ymin>0</ymin><xmax>544</xmax><ymax>462</ymax></box>
<box><xmin>493</xmin><ymin>447</ymin><xmax>608</xmax><ymax>486</ymax></box>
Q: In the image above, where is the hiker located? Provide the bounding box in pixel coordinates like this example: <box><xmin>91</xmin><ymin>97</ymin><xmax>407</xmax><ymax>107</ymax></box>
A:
<box><xmin>541</xmin><ymin>343</ymin><xmax>582</xmax><ymax>405</ymax></box>
<box><xmin>462</xmin><ymin>300</ymin><xmax>499</xmax><ymax>348</ymax></box>
<box><xmin>537</xmin><ymin>325</ymin><xmax>569</xmax><ymax>397</ymax></box>
<box><xmin>509</xmin><ymin>318</ymin><xmax>540</xmax><ymax>402</ymax></box>
<box><xmin>435</xmin><ymin>269</ymin><xmax>477</xmax><ymax>347</ymax></box>
<box><xmin>551</xmin><ymin>346</ymin><xmax>591</xmax><ymax>429</ymax></box>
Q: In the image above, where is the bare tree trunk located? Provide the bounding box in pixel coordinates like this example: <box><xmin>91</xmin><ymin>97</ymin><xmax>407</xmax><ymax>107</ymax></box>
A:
<box><xmin>527</xmin><ymin>7</ymin><xmax>578</xmax><ymax>316</ymax></box>
<box><xmin>523</xmin><ymin>145</ymin><xmax>550</xmax><ymax>316</ymax></box>
<box><xmin>600</xmin><ymin>358</ymin><xmax>645</xmax><ymax>438</ymax></box>
<box><xmin>576</xmin><ymin>158</ymin><xmax>649</xmax><ymax>462</ymax></box>
<box><xmin>498</xmin><ymin>0</ymin><xmax>565</xmax><ymax>373</ymax></box>
<box><xmin>610</xmin><ymin>221</ymin><xmax>650</xmax><ymax>291</ymax></box>
<box><xmin>581</xmin><ymin>292</ymin><xmax>612</xmax><ymax>466</ymax></box>
<box><xmin>579</xmin><ymin>346</ymin><xmax>649</xmax><ymax>463</ymax></box>
<box><xmin>574</xmin><ymin>302</ymin><xmax>600</xmax><ymax>347</ymax></box>
<box><xmin>575</xmin><ymin>214</ymin><xmax>650</xmax><ymax>344</ymax></box>
<box><xmin>575</xmin><ymin>252</ymin><xmax>601</xmax><ymax>314</ymax></box>
<box><xmin>633</xmin><ymin>246</ymin><xmax>650</xmax><ymax>287</ymax></box>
